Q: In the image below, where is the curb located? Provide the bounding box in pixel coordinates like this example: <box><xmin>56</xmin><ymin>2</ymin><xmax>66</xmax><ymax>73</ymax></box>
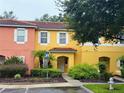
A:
<box><xmin>81</xmin><ymin>86</ymin><xmax>94</xmax><ymax>93</ymax></box>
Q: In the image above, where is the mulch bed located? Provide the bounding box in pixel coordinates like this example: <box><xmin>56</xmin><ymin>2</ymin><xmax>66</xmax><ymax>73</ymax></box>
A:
<box><xmin>0</xmin><ymin>77</ymin><xmax>67</xmax><ymax>85</ymax></box>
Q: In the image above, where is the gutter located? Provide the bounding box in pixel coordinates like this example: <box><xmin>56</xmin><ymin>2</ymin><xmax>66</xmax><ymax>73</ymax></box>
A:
<box><xmin>0</xmin><ymin>24</ymin><xmax>37</xmax><ymax>28</ymax></box>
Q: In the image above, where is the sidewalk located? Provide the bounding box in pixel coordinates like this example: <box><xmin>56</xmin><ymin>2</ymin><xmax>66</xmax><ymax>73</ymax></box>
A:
<box><xmin>0</xmin><ymin>74</ymin><xmax>83</xmax><ymax>89</ymax></box>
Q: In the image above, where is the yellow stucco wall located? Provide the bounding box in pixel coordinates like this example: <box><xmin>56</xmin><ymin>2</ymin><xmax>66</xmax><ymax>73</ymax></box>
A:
<box><xmin>34</xmin><ymin>30</ymin><xmax>124</xmax><ymax>75</ymax></box>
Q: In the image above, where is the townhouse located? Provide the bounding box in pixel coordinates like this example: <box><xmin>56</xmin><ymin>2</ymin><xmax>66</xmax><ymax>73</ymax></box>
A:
<box><xmin>0</xmin><ymin>19</ymin><xmax>124</xmax><ymax>75</ymax></box>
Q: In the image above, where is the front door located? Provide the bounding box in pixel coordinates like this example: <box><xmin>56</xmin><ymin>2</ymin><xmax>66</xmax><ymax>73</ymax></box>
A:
<box><xmin>57</xmin><ymin>56</ymin><xmax>68</xmax><ymax>73</ymax></box>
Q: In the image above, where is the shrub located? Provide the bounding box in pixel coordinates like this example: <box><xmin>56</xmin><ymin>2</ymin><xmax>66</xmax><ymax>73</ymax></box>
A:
<box><xmin>68</xmin><ymin>64</ymin><xmax>99</xmax><ymax>80</ymax></box>
<box><xmin>31</xmin><ymin>68</ymin><xmax>62</xmax><ymax>78</ymax></box>
<box><xmin>4</xmin><ymin>56</ymin><xmax>23</xmax><ymax>65</ymax></box>
<box><xmin>100</xmin><ymin>72</ymin><xmax>112</xmax><ymax>81</ymax></box>
<box><xmin>14</xmin><ymin>74</ymin><xmax>21</xmax><ymax>79</ymax></box>
<box><xmin>121</xmin><ymin>66</ymin><xmax>124</xmax><ymax>78</ymax></box>
<box><xmin>98</xmin><ymin>62</ymin><xmax>113</xmax><ymax>81</ymax></box>
<box><xmin>0</xmin><ymin>64</ymin><xmax>28</xmax><ymax>78</ymax></box>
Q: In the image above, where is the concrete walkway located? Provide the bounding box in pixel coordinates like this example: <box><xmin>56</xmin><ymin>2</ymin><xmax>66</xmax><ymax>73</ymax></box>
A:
<box><xmin>0</xmin><ymin>74</ymin><xmax>83</xmax><ymax>89</ymax></box>
<box><xmin>113</xmin><ymin>76</ymin><xmax>124</xmax><ymax>82</ymax></box>
<box><xmin>62</xmin><ymin>73</ymin><xmax>82</xmax><ymax>86</ymax></box>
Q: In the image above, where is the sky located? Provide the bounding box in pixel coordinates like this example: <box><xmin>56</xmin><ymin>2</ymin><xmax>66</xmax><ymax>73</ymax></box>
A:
<box><xmin>0</xmin><ymin>0</ymin><xmax>61</xmax><ymax>20</ymax></box>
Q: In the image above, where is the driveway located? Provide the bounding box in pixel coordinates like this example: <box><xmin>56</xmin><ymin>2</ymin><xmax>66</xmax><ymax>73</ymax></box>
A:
<box><xmin>0</xmin><ymin>87</ymin><xmax>89</xmax><ymax>93</ymax></box>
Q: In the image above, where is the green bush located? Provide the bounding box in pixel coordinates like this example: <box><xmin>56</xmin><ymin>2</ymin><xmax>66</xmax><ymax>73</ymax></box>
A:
<box><xmin>121</xmin><ymin>66</ymin><xmax>124</xmax><ymax>78</ymax></box>
<box><xmin>68</xmin><ymin>64</ymin><xmax>99</xmax><ymax>80</ymax></box>
<box><xmin>14</xmin><ymin>74</ymin><xmax>21</xmax><ymax>79</ymax></box>
<box><xmin>0</xmin><ymin>64</ymin><xmax>28</xmax><ymax>78</ymax></box>
<box><xmin>4</xmin><ymin>56</ymin><xmax>23</xmax><ymax>65</ymax></box>
<box><xmin>31</xmin><ymin>68</ymin><xmax>62</xmax><ymax>78</ymax></box>
<box><xmin>100</xmin><ymin>72</ymin><xmax>112</xmax><ymax>81</ymax></box>
<box><xmin>98</xmin><ymin>62</ymin><xmax>112</xmax><ymax>81</ymax></box>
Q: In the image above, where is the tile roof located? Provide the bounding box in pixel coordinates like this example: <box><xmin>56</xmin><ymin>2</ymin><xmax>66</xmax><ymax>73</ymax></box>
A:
<box><xmin>0</xmin><ymin>19</ymin><xmax>67</xmax><ymax>29</ymax></box>
<box><xmin>49</xmin><ymin>48</ymin><xmax>77</xmax><ymax>53</ymax></box>
<box><xmin>27</xmin><ymin>21</ymin><xmax>66</xmax><ymax>29</ymax></box>
<box><xmin>0</xmin><ymin>19</ymin><xmax>36</xmax><ymax>27</ymax></box>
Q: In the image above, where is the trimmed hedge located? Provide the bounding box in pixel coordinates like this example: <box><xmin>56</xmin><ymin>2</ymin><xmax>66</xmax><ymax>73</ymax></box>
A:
<box><xmin>68</xmin><ymin>64</ymin><xmax>99</xmax><ymax>79</ymax></box>
<box><xmin>0</xmin><ymin>64</ymin><xmax>28</xmax><ymax>78</ymax></box>
<box><xmin>31</xmin><ymin>68</ymin><xmax>62</xmax><ymax>78</ymax></box>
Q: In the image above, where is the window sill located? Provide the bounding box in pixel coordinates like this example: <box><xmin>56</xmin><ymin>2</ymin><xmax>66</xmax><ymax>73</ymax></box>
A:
<box><xmin>16</xmin><ymin>42</ymin><xmax>26</xmax><ymax>44</ymax></box>
<box><xmin>58</xmin><ymin>43</ymin><xmax>67</xmax><ymax>46</ymax></box>
<box><xmin>40</xmin><ymin>43</ymin><xmax>48</xmax><ymax>45</ymax></box>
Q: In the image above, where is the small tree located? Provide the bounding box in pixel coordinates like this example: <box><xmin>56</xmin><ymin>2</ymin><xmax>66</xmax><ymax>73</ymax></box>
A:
<box><xmin>48</xmin><ymin>54</ymin><xmax>56</xmax><ymax>68</ymax></box>
<box><xmin>33</xmin><ymin>50</ymin><xmax>56</xmax><ymax>68</ymax></box>
<box><xmin>98</xmin><ymin>62</ymin><xmax>112</xmax><ymax>81</ymax></box>
<box><xmin>33</xmin><ymin>50</ymin><xmax>46</xmax><ymax>68</ymax></box>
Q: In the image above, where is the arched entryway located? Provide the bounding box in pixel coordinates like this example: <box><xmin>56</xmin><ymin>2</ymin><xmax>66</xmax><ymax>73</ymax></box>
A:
<box><xmin>99</xmin><ymin>56</ymin><xmax>110</xmax><ymax>72</ymax></box>
<box><xmin>0</xmin><ymin>55</ymin><xmax>5</xmax><ymax>64</ymax></box>
<box><xmin>57</xmin><ymin>56</ymin><xmax>68</xmax><ymax>72</ymax></box>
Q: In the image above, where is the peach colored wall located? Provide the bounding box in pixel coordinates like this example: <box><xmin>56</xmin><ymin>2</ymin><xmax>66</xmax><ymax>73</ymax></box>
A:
<box><xmin>0</xmin><ymin>27</ymin><xmax>35</xmax><ymax>70</ymax></box>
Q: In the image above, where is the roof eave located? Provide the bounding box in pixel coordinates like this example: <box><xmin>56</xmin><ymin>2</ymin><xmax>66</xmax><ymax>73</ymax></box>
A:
<box><xmin>38</xmin><ymin>27</ymin><xmax>74</xmax><ymax>31</ymax></box>
<box><xmin>0</xmin><ymin>24</ymin><xmax>37</xmax><ymax>28</ymax></box>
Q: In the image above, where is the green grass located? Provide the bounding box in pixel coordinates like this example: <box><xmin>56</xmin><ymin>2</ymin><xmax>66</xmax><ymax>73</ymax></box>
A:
<box><xmin>84</xmin><ymin>84</ymin><xmax>124</xmax><ymax>93</ymax></box>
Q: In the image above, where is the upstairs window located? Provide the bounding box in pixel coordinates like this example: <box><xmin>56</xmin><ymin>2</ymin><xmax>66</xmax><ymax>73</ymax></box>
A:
<box><xmin>39</xmin><ymin>31</ymin><xmax>50</xmax><ymax>45</ymax></box>
<box><xmin>58</xmin><ymin>32</ymin><xmax>68</xmax><ymax>44</ymax></box>
<box><xmin>14</xmin><ymin>28</ymin><xmax>28</xmax><ymax>44</ymax></box>
<box><xmin>17</xmin><ymin>30</ymin><xmax>25</xmax><ymax>42</ymax></box>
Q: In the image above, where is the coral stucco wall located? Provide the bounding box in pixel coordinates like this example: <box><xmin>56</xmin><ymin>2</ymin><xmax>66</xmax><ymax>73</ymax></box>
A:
<box><xmin>0</xmin><ymin>27</ymin><xmax>35</xmax><ymax>70</ymax></box>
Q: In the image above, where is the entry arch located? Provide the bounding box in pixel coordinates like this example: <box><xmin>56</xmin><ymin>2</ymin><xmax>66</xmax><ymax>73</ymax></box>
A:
<box><xmin>57</xmin><ymin>56</ymin><xmax>68</xmax><ymax>72</ymax></box>
<box><xmin>99</xmin><ymin>56</ymin><xmax>110</xmax><ymax>72</ymax></box>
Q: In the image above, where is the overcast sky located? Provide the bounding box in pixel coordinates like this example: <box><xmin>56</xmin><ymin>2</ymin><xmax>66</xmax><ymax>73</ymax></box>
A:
<box><xmin>0</xmin><ymin>0</ymin><xmax>61</xmax><ymax>20</ymax></box>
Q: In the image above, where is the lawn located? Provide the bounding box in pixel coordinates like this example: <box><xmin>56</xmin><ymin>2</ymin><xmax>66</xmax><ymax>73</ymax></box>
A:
<box><xmin>84</xmin><ymin>84</ymin><xmax>124</xmax><ymax>93</ymax></box>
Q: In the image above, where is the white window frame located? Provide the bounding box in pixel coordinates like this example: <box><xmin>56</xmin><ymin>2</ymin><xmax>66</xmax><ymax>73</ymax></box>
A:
<box><xmin>16</xmin><ymin>56</ymin><xmax>25</xmax><ymax>63</ymax></box>
<box><xmin>57</xmin><ymin>32</ymin><xmax>68</xmax><ymax>45</ymax></box>
<box><xmin>14</xmin><ymin>28</ymin><xmax>28</xmax><ymax>44</ymax></box>
<box><xmin>38</xmin><ymin>31</ymin><xmax>50</xmax><ymax>45</ymax></box>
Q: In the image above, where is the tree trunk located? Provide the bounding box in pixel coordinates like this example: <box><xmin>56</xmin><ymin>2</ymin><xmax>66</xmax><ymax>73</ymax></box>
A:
<box><xmin>39</xmin><ymin>58</ymin><xmax>43</xmax><ymax>68</ymax></box>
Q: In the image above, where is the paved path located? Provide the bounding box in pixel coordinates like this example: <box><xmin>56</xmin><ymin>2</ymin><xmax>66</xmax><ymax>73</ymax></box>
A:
<box><xmin>113</xmin><ymin>76</ymin><xmax>124</xmax><ymax>82</ymax></box>
<box><xmin>0</xmin><ymin>74</ymin><xmax>90</xmax><ymax>93</ymax></box>
<box><xmin>0</xmin><ymin>74</ymin><xmax>82</xmax><ymax>89</ymax></box>
<box><xmin>62</xmin><ymin>73</ymin><xmax>83</xmax><ymax>87</ymax></box>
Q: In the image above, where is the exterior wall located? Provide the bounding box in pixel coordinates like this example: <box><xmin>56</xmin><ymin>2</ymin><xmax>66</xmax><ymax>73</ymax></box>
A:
<box><xmin>34</xmin><ymin>30</ymin><xmax>80</xmax><ymax>71</ymax></box>
<box><xmin>80</xmin><ymin>46</ymin><xmax>124</xmax><ymax>75</ymax></box>
<box><xmin>35</xmin><ymin>30</ymin><xmax>124</xmax><ymax>75</ymax></box>
<box><xmin>0</xmin><ymin>27</ymin><xmax>35</xmax><ymax>70</ymax></box>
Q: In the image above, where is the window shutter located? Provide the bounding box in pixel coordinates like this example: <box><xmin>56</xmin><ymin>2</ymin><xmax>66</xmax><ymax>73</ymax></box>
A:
<box><xmin>48</xmin><ymin>32</ymin><xmax>50</xmax><ymax>43</ymax></box>
<box><xmin>57</xmin><ymin>33</ymin><xmax>60</xmax><ymax>44</ymax></box>
<box><xmin>25</xmin><ymin>30</ymin><xmax>28</xmax><ymax>42</ymax></box>
<box><xmin>66</xmin><ymin>32</ymin><xmax>69</xmax><ymax>44</ymax></box>
<box><xmin>38</xmin><ymin>32</ymin><xmax>41</xmax><ymax>43</ymax></box>
<box><xmin>14</xmin><ymin>29</ymin><xmax>17</xmax><ymax>42</ymax></box>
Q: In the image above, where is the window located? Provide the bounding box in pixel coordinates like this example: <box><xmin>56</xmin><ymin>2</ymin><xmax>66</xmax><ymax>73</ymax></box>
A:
<box><xmin>58</xmin><ymin>32</ymin><xmax>68</xmax><ymax>44</ymax></box>
<box><xmin>14</xmin><ymin>28</ymin><xmax>28</xmax><ymax>44</ymax></box>
<box><xmin>39</xmin><ymin>31</ymin><xmax>50</xmax><ymax>44</ymax></box>
<box><xmin>17</xmin><ymin>30</ymin><xmax>25</xmax><ymax>42</ymax></box>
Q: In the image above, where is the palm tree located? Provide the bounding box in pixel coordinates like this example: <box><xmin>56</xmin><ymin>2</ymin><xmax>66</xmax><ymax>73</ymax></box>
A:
<box><xmin>48</xmin><ymin>54</ymin><xmax>56</xmax><ymax>68</ymax></box>
<box><xmin>33</xmin><ymin>50</ymin><xmax>46</xmax><ymax>68</ymax></box>
<box><xmin>33</xmin><ymin>50</ymin><xmax>56</xmax><ymax>68</ymax></box>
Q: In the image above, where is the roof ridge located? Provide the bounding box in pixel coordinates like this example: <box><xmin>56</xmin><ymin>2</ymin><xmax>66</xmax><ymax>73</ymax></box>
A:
<box><xmin>27</xmin><ymin>21</ymin><xmax>65</xmax><ymax>24</ymax></box>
